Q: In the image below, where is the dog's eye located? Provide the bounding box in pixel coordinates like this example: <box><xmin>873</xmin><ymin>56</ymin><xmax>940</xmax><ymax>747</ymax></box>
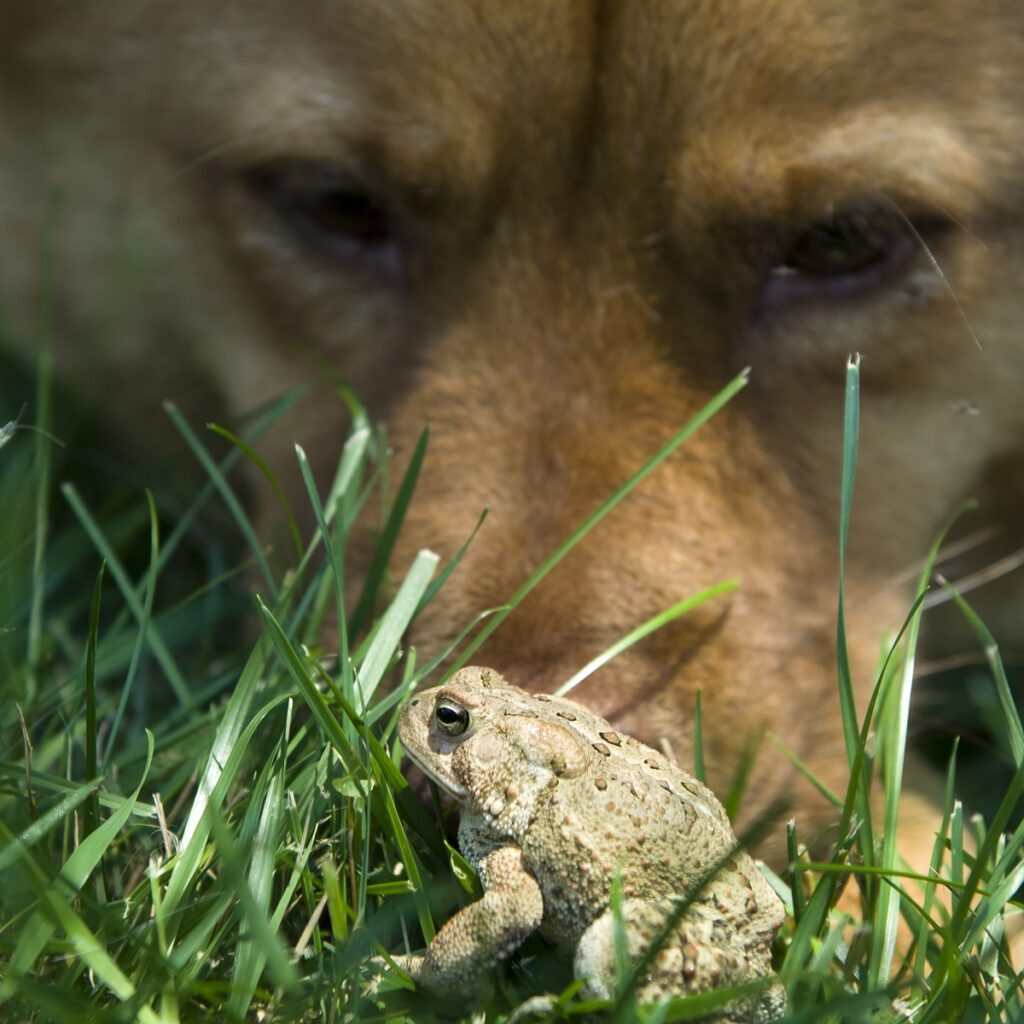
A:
<box><xmin>787</xmin><ymin>209</ymin><xmax>901</xmax><ymax>276</ymax></box>
<box><xmin>246</xmin><ymin>162</ymin><xmax>402</xmax><ymax>278</ymax></box>
<box><xmin>763</xmin><ymin>199</ymin><xmax>932</xmax><ymax>307</ymax></box>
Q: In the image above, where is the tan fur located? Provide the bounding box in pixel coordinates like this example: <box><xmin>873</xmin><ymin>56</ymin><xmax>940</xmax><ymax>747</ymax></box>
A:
<box><xmin>2</xmin><ymin>2</ymin><xmax>1023</xmax><ymax>870</ymax></box>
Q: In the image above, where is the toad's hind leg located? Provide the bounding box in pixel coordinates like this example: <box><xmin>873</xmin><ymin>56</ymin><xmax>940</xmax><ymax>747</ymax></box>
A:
<box><xmin>573</xmin><ymin>898</ymin><xmax>784</xmax><ymax>1022</ymax></box>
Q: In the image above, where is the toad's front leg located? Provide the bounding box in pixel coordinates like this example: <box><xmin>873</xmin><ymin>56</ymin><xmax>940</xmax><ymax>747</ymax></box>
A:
<box><xmin>395</xmin><ymin>846</ymin><xmax>543</xmax><ymax>992</ymax></box>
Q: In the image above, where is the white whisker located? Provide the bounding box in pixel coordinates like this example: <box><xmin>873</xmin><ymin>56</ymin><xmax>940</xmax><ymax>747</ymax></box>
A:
<box><xmin>882</xmin><ymin>191</ymin><xmax>982</xmax><ymax>351</ymax></box>
<box><xmin>924</xmin><ymin>546</ymin><xmax>1024</xmax><ymax>607</ymax></box>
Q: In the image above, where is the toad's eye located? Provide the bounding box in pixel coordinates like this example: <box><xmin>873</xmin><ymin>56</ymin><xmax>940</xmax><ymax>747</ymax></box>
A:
<box><xmin>762</xmin><ymin>197</ymin><xmax>942</xmax><ymax>308</ymax></box>
<box><xmin>434</xmin><ymin>698</ymin><xmax>471</xmax><ymax>737</ymax></box>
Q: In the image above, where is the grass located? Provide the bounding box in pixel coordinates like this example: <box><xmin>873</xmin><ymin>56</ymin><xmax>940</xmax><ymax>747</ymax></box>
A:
<box><xmin>0</xmin><ymin>357</ymin><xmax>1022</xmax><ymax>1023</ymax></box>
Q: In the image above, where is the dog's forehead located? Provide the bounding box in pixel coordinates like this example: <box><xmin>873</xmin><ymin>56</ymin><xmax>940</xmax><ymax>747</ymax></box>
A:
<box><xmin>19</xmin><ymin>0</ymin><xmax>1023</xmax><ymax>155</ymax></box>
<box><xmin>302</xmin><ymin>0</ymin><xmax>1024</xmax><ymax>224</ymax></box>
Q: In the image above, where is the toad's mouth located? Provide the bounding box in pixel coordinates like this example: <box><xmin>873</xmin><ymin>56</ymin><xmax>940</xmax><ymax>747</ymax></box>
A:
<box><xmin>401</xmin><ymin>743</ymin><xmax>469</xmax><ymax>801</ymax></box>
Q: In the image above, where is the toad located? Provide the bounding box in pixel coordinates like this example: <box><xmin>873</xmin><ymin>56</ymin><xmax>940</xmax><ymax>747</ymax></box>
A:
<box><xmin>394</xmin><ymin>667</ymin><xmax>786</xmax><ymax>1020</ymax></box>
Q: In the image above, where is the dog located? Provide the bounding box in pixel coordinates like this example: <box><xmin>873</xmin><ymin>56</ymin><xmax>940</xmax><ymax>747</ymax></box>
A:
<box><xmin>3</xmin><ymin>1</ymin><xmax>1023</xmax><ymax>876</ymax></box>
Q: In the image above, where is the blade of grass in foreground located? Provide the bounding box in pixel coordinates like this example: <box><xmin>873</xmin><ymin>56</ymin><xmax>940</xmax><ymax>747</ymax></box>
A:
<box><xmin>349</xmin><ymin>427</ymin><xmax>429</xmax><ymax>638</ymax></box>
<box><xmin>0</xmin><ymin>733</ymin><xmax>155</xmax><ymax>1004</ymax></box>
<box><xmin>869</xmin><ymin>502</ymin><xmax>974</xmax><ymax>985</ymax></box>
<box><xmin>0</xmin><ymin>779</ymin><xmax>102</xmax><ymax>876</ymax></box>
<box><xmin>62</xmin><ymin>483</ymin><xmax>191</xmax><ymax>705</ymax></box>
<box><xmin>296</xmin><ymin>442</ymin><xmax>352</xmax><ymax>692</ymax></box>
<box><xmin>937</xmin><ymin>578</ymin><xmax>1024</xmax><ymax>765</ymax></box>
<box><xmin>0</xmin><ymin>763</ymin><xmax>155</xmax><ymax>817</ymax></box>
<box><xmin>0</xmin><ymin>821</ymin><xmax>161</xmax><ymax>1024</ymax></box>
<box><xmin>163</xmin><ymin>640</ymin><xmax>273</xmax><ymax>917</ymax></box>
<box><xmin>357</xmin><ymin>548</ymin><xmax>439</xmax><ymax>705</ymax></box>
<box><xmin>283</xmin><ymin>422</ymin><xmax>373</xmax><ymax>641</ymax></box>
<box><xmin>451</xmin><ymin>368</ymin><xmax>750</xmax><ymax>674</ymax></box>
<box><xmin>820</xmin><ymin>356</ymin><xmax>876</xmax><ymax>920</ymax></box>
<box><xmin>834</xmin><ymin>356</ymin><xmax>869</xmax><ymax>793</ymax></box>
<box><xmin>784</xmin><ymin>586</ymin><xmax>930</xmax><ymax>991</ymax></box>
<box><xmin>915</xmin><ymin>737</ymin><xmax>960</xmax><ymax>979</ymax></box>
<box><xmin>264</xmin><ymin>613</ymin><xmax>424</xmax><ymax>804</ymax></box>
<box><xmin>693</xmin><ymin>690</ymin><xmax>706</xmax><ymax>783</ymax></box>
<box><xmin>209</xmin><ymin>421</ymin><xmax>304</xmax><ymax>561</ymax></box>
<box><xmin>260</xmin><ymin>595</ymin><xmax>438</xmax><ymax>944</ymax></box>
<box><xmin>26</xmin><ymin>192</ymin><xmax>60</xmax><ymax>704</ymax></box>
<box><xmin>414</xmin><ymin>507</ymin><xmax>489</xmax><ymax>618</ymax></box>
<box><xmin>165</xmin><ymin>401</ymin><xmax>278</xmax><ymax>601</ymax></box>
<box><xmin>102</xmin><ymin>491</ymin><xmax>161</xmax><ymax>771</ymax></box>
<box><xmin>555</xmin><ymin>580</ymin><xmax>738</xmax><ymax>698</ymax></box>
<box><xmin>260</xmin><ymin>599</ymin><xmax>366</xmax><ymax>781</ymax></box>
<box><xmin>154</xmin><ymin>386</ymin><xmax>308</xmax><ymax>582</ymax></box>
<box><xmin>82</xmin><ymin>561</ymin><xmax>104</xmax><ymax>837</ymax></box>
<box><xmin>226</xmin><ymin>764</ymin><xmax>292</xmax><ymax>1015</ymax></box>
<box><xmin>784</xmin><ymin>356</ymin><xmax>876</xmax><ymax>993</ymax></box>
<box><xmin>935</xmin><ymin>579</ymin><xmax>1024</xmax><ymax>974</ymax></box>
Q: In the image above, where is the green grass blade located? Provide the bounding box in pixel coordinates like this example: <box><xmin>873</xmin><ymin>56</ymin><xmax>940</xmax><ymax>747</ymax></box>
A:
<box><xmin>962</xmin><ymin>857</ymin><xmax>1024</xmax><ymax>953</ymax></box>
<box><xmin>835</xmin><ymin>355</ymin><xmax>864</xmax><ymax>771</ymax></box>
<box><xmin>163</xmin><ymin>642</ymin><xmax>274</xmax><ymax>917</ymax></box>
<box><xmin>785</xmin><ymin>356</ymin><xmax>874</xmax><ymax>987</ymax></box>
<box><xmin>555</xmin><ymin>580</ymin><xmax>738</xmax><ymax>697</ymax></box>
<box><xmin>227</xmin><ymin>764</ymin><xmax>289</xmax><ymax>1014</ymax></box>
<box><xmin>787</xmin><ymin>819</ymin><xmax>806</xmax><ymax>925</ymax></box>
<box><xmin>916</xmin><ymin>738</ymin><xmax>960</xmax><ymax>977</ymax></box>
<box><xmin>933</xmin><ymin>588</ymin><xmax>1024</xmax><ymax>977</ymax></box>
<box><xmin>26</xmin><ymin>192</ymin><xmax>60</xmax><ymax>703</ymax></box>
<box><xmin>321</xmin><ymin>855</ymin><xmax>347</xmax><ymax>941</ymax></box>
<box><xmin>103</xmin><ymin>490</ymin><xmax>161</xmax><ymax>769</ymax></box>
<box><xmin>0</xmin><ymin>733</ymin><xmax>155</xmax><ymax>1003</ymax></box>
<box><xmin>355</xmin><ymin>548</ymin><xmax>439</xmax><ymax>706</ymax></box>
<box><xmin>295</xmin><ymin>443</ymin><xmax>351</xmax><ymax>693</ymax></box>
<box><xmin>414</xmin><ymin>508</ymin><xmax>488</xmax><ymax>617</ymax></box>
<box><xmin>451</xmin><ymin>369</ymin><xmax>749</xmax><ymax>672</ymax></box>
<box><xmin>152</xmin><ymin>386</ymin><xmax>308</xmax><ymax>582</ymax></box>
<box><xmin>325</xmin><ymin>425</ymin><xmax>372</xmax><ymax>525</ymax></box>
<box><xmin>692</xmin><ymin>690</ymin><xmax>706</xmax><ymax>783</ymax></box>
<box><xmin>0</xmin><ymin>819</ymin><xmax>161</xmax><ymax>1024</ymax></box>
<box><xmin>832</xmin><ymin>355</ymin><xmax>878</xmax><ymax>897</ymax></box>
<box><xmin>82</xmin><ymin>561</ymin><xmax>104</xmax><ymax>835</ymax></box>
<box><xmin>768</xmin><ymin>736</ymin><xmax>843</xmax><ymax>808</ymax></box>
<box><xmin>722</xmin><ymin>732</ymin><xmax>764</xmax><ymax>823</ymax></box>
<box><xmin>349</xmin><ymin>427</ymin><xmax>429</xmax><ymax>637</ymax></box>
<box><xmin>263</xmin><ymin>607</ymin><xmax>427</xmax><ymax>805</ymax></box>
<box><xmin>61</xmin><ymin>483</ymin><xmax>191</xmax><ymax>705</ymax></box>
<box><xmin>0</xmin><ymin>778</ymin><xmax>102</xmax><ymax>875</ymax></box>
<box><xmin>260</xmin><ymin>598</ymin><xmax>364</xmax><ymax>776</ymax></box>
<box><xmin>164</xmin><ymin>400</ymin><xmax>278</xmax><ymax>600</ymax></box>
<box><xmin>206</xmin><ymin>799</ymin><xmax>299</xmax><ymax>997</ymax></box>
<box><xmin>259</xmin><ymin>598</ymin><xmax>438</xmax><ymax>943</ymax></box>
<box><xmin>869</xmin><ymin>503</ymin><xmax>974</xmax><ymax>986</ymax></box>
<box><xmin>608</xmin><ymin>872</ymin><xmax>633</xmax><ymax>1016</ymax></box>
<box><xmin>209</xmin><ymin>421</ymin><xmax>304</xmax><ymax>561</ymax></box>
<box><xmin>0</xmin><ymin>762</ymin><xmax>155</xmax><ymax>817</ymax></box>
<box><xmin>785</xmin><ymin>586</ymin><xmax>931</xmax><ymax>985</ymax></box>
<box><xmin>277</xmin><ymin>424</ymin><xmax>371</xmax><ymax>632</ymax></box>
<box><xmin>936</xmin><ymin>577</ymin><xmax>1024</xmax><ymax>766</ymax></box>
<box><xmin>379</xmin><ymin>780</ymin><xmax>436</xmax><ymax>944</ymax></box>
